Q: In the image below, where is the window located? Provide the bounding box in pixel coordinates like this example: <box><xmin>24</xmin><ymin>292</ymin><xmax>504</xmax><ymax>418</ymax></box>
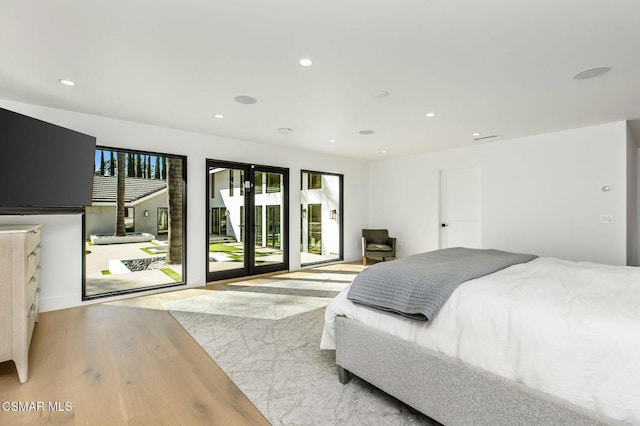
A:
<box><xmin>255</xmin><ymin>205</ymin><xmax>263</xmax><ymax>245</ymax></box>
<box><xmin>308</xmin><ymin>204</ymin><xmax>321</xmax><ymax>254</ymax></box>
<box><xmin>239</xmin><ymin>206</ymin><xmax>245</xmax><ymax>242</ymax></box>
<box><xmin>210</xmin><ymin>207</ymin><xmax>226</xmax><ymax>235</ymax></box>
<box><xmin>308</xmin><ymin>173</ymin><xmax>322</xmax><ymax>189</ymax></box>
<box><xmin>125</xmin><ymin>207</ymin><xmax>135</xmax><ymax>232</ymax></box>
<box><xmin>266</xmin><ymin>205</ymin><xmax>281</xmax><ymax>248</ymax></box>
<box><xmin>267</xmin><ymin>173</ymin><xmax>281</xmax><ymax>193</ymax></box>
<box><xmin>255</xmin><ymin>172</ymin><xmax>263</xmax><ymax>194</ymax></box>
<box><xmin>157</xmin><ymin>207</ymin><xmax>168</xmax><ymax>234</ymax></box>
<box><xmin>84</xmin><ymin>147</ymin><xmax>186</xmax><ymax>300</ymax></box>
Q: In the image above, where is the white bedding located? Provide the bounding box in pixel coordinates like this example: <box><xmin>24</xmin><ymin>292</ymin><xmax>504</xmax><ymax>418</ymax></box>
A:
<box><xmin>320</xmin><ymin>257</ymin><xmax>640</xmax><ymax>424</ymax></box>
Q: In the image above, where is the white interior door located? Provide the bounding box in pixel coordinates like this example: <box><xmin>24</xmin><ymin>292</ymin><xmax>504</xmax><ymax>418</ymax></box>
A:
<box><xmin>439</xmin><ymin>167</ymin><xmax>481</xmax><ymax>249</ymax></box>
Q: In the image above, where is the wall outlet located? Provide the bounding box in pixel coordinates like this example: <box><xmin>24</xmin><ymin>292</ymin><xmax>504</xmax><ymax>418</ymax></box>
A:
<box><xmin>600</xmin><ymin>214</ymin><xmax>614</xmax><ymax>224</ymax></box>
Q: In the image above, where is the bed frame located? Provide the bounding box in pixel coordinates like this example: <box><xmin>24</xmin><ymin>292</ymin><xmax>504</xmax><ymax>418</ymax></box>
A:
<box><xmin>335</xmin><ymin>317</ymin><xmax>618</xmax><ymax>426</ymax></box>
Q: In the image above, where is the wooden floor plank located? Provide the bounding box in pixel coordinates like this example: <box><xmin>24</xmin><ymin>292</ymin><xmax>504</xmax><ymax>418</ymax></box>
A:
<box><xmin>0</xmin><ymin>304</ymin><xmax>269</xmax><ymax>426</ymax></box>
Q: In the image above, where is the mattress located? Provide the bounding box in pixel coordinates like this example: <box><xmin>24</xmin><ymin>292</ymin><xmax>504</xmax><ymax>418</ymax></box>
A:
<box><xmin>321</xmin><ymin>257</ymin><xmax>640</xmax><ymax>424</ymax></box>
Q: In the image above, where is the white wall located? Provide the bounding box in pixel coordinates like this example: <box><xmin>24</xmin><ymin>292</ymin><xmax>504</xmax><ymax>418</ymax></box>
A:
<box><xmin>626</xmin><ymin>124</ymin><xmax>638</xmax><ymax>266</ymax></box>
<box><xmin>0</xmin><ymin>99</ymin><xmax>369</xmax><ymax>311</ymax></box>
<box><xmin>369</xmin><ymin>122</ymin><xmax>630</xmax><ymax>266</ymax></box>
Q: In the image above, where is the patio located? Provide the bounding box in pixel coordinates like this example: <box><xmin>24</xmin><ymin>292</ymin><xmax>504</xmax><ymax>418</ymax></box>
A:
<box><xmin>85</xmin><ymin>239</ymin><xmax>183</xmax><ymax>296</ymax></box>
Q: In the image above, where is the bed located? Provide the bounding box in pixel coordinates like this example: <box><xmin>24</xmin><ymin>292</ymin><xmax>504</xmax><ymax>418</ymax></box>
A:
<box><xmin>320</xmin><ymin>248</ymin><xmax>640</xmax><ymax>425</ymax></box>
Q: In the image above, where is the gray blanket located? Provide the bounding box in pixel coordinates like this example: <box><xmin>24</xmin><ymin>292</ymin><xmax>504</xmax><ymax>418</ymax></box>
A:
<box><xmin>347</xmin><ymin>247</ymin><xmax>537</xmax><ymax>321</ymax></box>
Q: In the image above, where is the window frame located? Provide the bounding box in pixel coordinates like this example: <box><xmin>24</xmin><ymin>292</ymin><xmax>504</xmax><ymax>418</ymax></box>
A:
<box><xmin>82</xmin><ymin>146</ymin><xmax>187</xmax><ymax>301</ymax></box>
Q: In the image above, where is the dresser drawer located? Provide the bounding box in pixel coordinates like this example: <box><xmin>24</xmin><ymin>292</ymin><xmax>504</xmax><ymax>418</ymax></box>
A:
<box><xmin>27</xmin><ymin>271</ymin><xmax>39</xmax><ymax>309</ymax></box>
<box><xmin>27</xmin><ymin>245</ymin><xmax>40</xmax><ymax>284</ymax></box>
<box><xmin>26</xmin><ymin>227</ymin><xmax>41</xmax><ymax>254</ymax></box>
<box><xmin>27</xmin><ymin>295</ymin><xmax>38</xmax><ymax>345</ymax></box>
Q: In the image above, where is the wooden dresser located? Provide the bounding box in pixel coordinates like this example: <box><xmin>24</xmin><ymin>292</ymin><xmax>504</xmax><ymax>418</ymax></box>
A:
<box><xmin>0</xmin><ymin>224</ymin><xmax>41</xmax><ymax>383</ymax></box>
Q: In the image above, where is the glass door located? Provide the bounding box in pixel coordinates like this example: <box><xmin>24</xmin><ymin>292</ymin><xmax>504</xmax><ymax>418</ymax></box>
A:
<box><xmin>266</xmin><ymin>205</ymin><xmax>280</xmax><ymax>248</ymax></box>
<box><xmin>207</xmin><ymin>162</ymin><xmax>246</xmax><ymax>278</ymax></box>
<box><xmin>206</xmin><ymin>160</ymin><xmax>288</xmax><ymax>281</ymax></box>
<box><xmin>252</xmin><ymin>166</ymin><xmax>288</xmax><ymax>272</ymax></box>
<box><xmin>300</xmin><ymin>170</ymin><xmax>343</xmax><ymax>266</ymax></box>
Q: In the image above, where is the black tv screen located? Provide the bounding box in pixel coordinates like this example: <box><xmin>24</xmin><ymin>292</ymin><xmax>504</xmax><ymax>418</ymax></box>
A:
<box><xmin>0</xmin><ymin>107</ymin><xmax>96</xmax><ymax>213</ymax></box>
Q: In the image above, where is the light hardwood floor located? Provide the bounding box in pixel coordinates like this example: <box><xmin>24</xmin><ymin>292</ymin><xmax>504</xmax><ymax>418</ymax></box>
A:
<box><xmin>0</xmin><ymin>304</ymin><xmax>269</xmax><ymax>425</ymax></box>
<box><xmin>0</xmin><ymin>263</ymin><xmax>364</xmax><ymax>425</ymax></box>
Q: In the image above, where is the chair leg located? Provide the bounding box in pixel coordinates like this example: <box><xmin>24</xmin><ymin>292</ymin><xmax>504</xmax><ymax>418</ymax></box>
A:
<box><xmin>362</xmin><ymin>257</ymin><xmax>367</xmax><ymax>266</ymax></box>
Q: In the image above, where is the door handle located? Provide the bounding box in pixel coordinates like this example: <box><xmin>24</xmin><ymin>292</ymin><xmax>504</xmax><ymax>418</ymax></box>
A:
<box><xmin>441</xmin><ymin>223</ymin><xmax>449</xmax><ymax>228</ymax></box>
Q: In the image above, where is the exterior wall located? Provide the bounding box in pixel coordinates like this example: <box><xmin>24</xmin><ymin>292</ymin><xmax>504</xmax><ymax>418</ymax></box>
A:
<box><xmin>368</xmin><ymin>122</ymin><xmax>629</xmax><ymax>266</ymax></box>
<box><xmin>84</xmin><ymin>190</ymin><xmax>168</xmax><ymax>240</ymax></box>
<box><xmin>209</xmin><ymin>170</ymin><xmax>230</xmax><ymax>210</ymax></box>
<box><xmin>0</xmin><ymin>99</ymin><xmax>369</xmax><ymax>312</ymax></box>
<box><xmin>85</xmin><ymin>205</ymin><xmax>116</xmax><ymax>238</ymax></box>
<box><xmin>134</xmin><ymin>194</ymin><xmax>169</xmax><ymax>238</ymax></box>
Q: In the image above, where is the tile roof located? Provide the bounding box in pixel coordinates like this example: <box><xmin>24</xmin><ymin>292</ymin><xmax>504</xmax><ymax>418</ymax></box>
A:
<box><xmin>92</xmin><ymin>175</ymin><xmax>167</xmax><ymax>203</ymax></box>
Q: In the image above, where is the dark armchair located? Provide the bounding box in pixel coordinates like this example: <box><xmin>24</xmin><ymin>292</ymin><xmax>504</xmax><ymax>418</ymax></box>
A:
<box><xmin>361</xmin><ymin>229</ymin><xmax>396</xmax><ymax>266</ymax></box>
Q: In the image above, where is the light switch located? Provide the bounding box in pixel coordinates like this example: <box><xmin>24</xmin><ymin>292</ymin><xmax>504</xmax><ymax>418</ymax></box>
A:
<box><xmin>600</xmin><ymin>214</ymin><xmax>614</xmax><ymax>224</ymax></box>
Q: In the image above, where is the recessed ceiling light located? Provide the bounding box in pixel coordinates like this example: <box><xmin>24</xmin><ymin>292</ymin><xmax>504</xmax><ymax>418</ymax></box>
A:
<box><xmin>234</xmin><ymin>95</ymin><xmax>257</xmax><ymax>104</ymax></box>
<box><xmin>472</xmin><ymin>132</ymin><xmax>481</xmax><ymax>137</ymax></box>
<box><xmin>213</xmin><ymin>114</ymin><xmax>224</xmax><ymax>119</ymax></box>
<box><xmin>573</xmin><ymin>66</ymin><xmax>611</xmax><ymax>80</ymax></box>
<box><xmin>299</xmin><ymin>58</ymin><xmax>313</xmax><ymax>67</ymax></box>
<box><xmin>278</xmin><ymin>127</ymin><xmax>293</xmax><ymax>134</ymax></box>
<box><xmin>375</xmin><ymin>91</ymin><xmax>389</xmax><ymax>98</ymax></box>
<box><xmin>329</xmin><ymin>139</ymin><xmax>337</xmax><ymax>143</ymax></box>
<box><xmin>381</xmin><ymin>150</ymin><xmax>387</xmax><ymax>154</ymax></box>
<box><xmin>359</xmin><ymin>130</ymin><xmax>375</xmax><ymax>135</ymax></box>
<box><xmin>425</xmin><ymin>112</ymin><xmax>436</xmax><ymax>118</ymax></box>
<box><xmin>59</xmin><ymin>79</ymin><xmax>76</xmax><ymax>86</ymax></box>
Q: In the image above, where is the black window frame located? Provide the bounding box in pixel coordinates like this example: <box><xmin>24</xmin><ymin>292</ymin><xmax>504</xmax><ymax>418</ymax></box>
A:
<box><xmin>82</xmin><ymin>146</ymin><xmax>187</xmax><ymax>301</ymax></box>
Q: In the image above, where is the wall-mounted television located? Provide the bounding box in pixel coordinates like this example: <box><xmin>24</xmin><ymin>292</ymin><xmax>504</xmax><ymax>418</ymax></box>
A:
<box><xmin>0</xmin><ymin>107</ymin><xmax>96</xmax><ymax>214</ymax></box>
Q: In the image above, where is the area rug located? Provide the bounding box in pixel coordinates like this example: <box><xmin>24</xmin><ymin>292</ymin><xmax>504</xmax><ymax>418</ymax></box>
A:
<box><xmin>164</xmin><ymin>290</ymin><xmax>332</xmax><ymax>320</ymax></box>
<box><xmin>169</xmin><ymin>286</ymin><xmax>438</xmax><ymax>425</ymax></box>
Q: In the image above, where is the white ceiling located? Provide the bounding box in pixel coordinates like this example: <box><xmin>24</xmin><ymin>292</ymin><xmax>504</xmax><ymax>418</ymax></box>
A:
<box><xmin>1</xmin><ymin>0</ymin><xmax>640</xmax><ymax>160</ymax></box>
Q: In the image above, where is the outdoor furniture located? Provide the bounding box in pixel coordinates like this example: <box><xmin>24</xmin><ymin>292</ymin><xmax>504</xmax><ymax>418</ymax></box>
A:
<box><xmin>361</xmin><ymin>229</ymin><xmax>396</xmax><ymax>266</ymax></box>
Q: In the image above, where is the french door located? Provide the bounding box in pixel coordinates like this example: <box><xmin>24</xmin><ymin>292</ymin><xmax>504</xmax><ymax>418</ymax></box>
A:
<box><xmin>206</xmin><ymin>159</ymin><xmax>289</xmax><ymax>281</ymax></box>
<box><xmin>300</xmin><ymin>170</ymin><xmax>343</xmax><ymax>266</ymax></box>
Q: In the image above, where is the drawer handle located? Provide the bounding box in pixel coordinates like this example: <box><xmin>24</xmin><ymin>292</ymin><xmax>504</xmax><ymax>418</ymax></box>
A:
<box><xmin>36</xmin><ymin>287</ymin><xmax>41</xmax><ymax>294</ymax></box>
<box><xmin>29</xmin><ymin>303</ymin><xmax>36</xmax><ymax>313</ymax></box>
<box><xmin>29</xmin><ymin>230</ymin><xmax>38</xmax><ymax>234</ymax></box>
<box><xmin>29</xmin><ymin>276</ymin><xmax>37</xmax><ymax>285</ymax></box>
